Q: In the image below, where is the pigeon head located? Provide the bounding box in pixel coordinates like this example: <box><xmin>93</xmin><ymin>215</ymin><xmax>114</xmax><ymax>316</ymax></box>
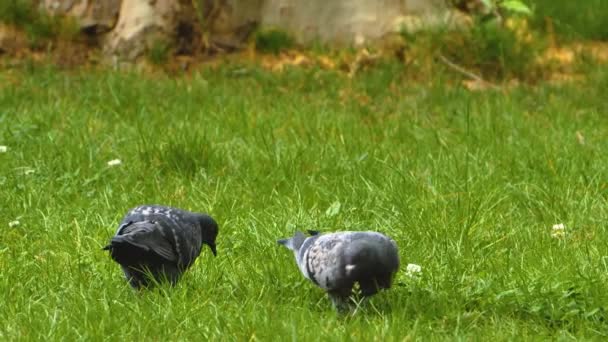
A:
<box><xmin>199</xmin><ymin>215</ymin><xmax>219</xmax><ymax>256</ymax></box>
<box><xmin>277</xmin><ymin>231</ymin><xmax>307</xmax><ymax>253</ymax></box>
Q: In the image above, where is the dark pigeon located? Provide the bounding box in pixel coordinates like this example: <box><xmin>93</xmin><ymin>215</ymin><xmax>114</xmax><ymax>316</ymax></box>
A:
<box><xmin>278</xmin><ymin>230</ymin><xmax>400</xmax><ymax>312</ymax></box>
<box><xmin>104</xmin><ymin>205</ymin><xmax>219</xmax><ymax>288</ymax></box>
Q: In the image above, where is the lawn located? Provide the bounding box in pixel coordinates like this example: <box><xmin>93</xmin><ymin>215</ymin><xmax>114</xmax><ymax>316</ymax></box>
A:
<box><xmin>1</xmin><ymin>62</ymin><xmax>608</xmax><ymax>340</ymax></box>
<box><xmin>531</xmin><ymin>0</ymin><xmax>608</xmax><ymax>41</ymax></box>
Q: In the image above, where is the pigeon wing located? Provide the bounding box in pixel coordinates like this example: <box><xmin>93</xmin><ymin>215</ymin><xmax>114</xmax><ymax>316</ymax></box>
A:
<box><xmin>120</xmin><ymin>206</ymin><xmax>205</xmax><ymax>268</ymax></box>
<box><xmin>116</xmin><ymin>220</ymin><xmax>177</xmax><ymax>262</ymax></box>
<box><xmin>171</xmin><ymin>217</ymin><xmax>203</xmax><ymax>269</ymax></box>
<box><xmin>343</xmin><ymin>232</ymin><xmax>400</xmax><ymax>273</ymax></box>
<box><xmin>301</xmin><ymin>234</ymin><xmax>349</xmax><ymax>290</ymax></box>
<box><xmin>153</xmin><ymin>213</ymin><xmax>202</xmax><ymax>269</ymax></box>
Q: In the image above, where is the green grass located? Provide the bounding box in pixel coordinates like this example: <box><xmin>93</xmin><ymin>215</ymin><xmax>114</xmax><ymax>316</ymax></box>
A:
<box><xmin>147</xmin><ymin>39</ymin><xmax>171</xmax><ymax>66</ymax></box>
<box><xmin>402</xmin><ymin>19</ymin><xmax>543</xmax><ymax>81</ymax></box>
<box><xmin>531</xmin><ymin>0</ymin><xmax>608</xmax><ymax>41</ymax></box>
<box><xmin>254</xmin><ymin>28</ymin><xmax>295</xmax><ymax>54</ymax></box>
<box><xmin>0</xmin><ymin>0</ymin><xmax>80</xmax><ymax>47</ymax></box>
<box><xmin>1</xmin><ymin>62</ymin><xmax>608</xmax><ymax>340</ymax></box>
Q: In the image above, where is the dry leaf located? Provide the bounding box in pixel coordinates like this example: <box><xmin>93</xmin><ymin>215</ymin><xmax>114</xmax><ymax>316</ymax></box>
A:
<box><xmin>348</xmin><ymin>48</ymin><xmax>381</xmax><ymax>78</ymax></box>
<box><xmin>462</xmin><ymin>79</ymin><xmax>491</xmax><ymax>91</ymax></box>
<box><xmin>317</xmin><ymin>56</ymin><xmax>336</xmax><ymax>70</ymax></box>
<box><xmin>576</xmin><ymin>131</ymin><xmax>585</xmax><ymax>145</ymax></box>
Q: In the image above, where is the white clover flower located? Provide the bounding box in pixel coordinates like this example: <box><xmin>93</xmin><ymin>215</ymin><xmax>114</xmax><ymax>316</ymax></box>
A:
<box><xmin>107</xmin><ymin>159</ymin><xmax>122</xmax><ymax>167</ymax></box>
<box><xmin>551</xmin><ymin>223</ymin><xmax>566</xmax><ymax>238</ymax></box>
<box><xmin>406</xmin><ymin>263</ymin><xmax>422</xmax><ymax>277</ymax></box>
<box><xmin>0</xmin><ymin>145</ymin><xmax>7</xmax><ymax>153</ymax></box>
<box><xmin>8</xmin><ymin>220</ymin><xmax>20</xmax><ymax>227</ymax></box>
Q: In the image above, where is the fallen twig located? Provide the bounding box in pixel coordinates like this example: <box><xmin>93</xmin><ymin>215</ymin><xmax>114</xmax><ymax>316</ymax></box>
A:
<box><xmin>437</xmin><ymin>54</ymin><xmax>500</xmax><ymax>90</ymax></box>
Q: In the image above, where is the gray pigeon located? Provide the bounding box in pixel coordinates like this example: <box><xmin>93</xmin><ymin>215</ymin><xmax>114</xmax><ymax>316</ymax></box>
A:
<box><xmin>104</xmin><ymin>205</ymin><xmax>219</xmax><ymax>288</ymax></box>
<box><xmin>278</xmin><ymin>230</ymin><xmax>400</xmax><ymax>311</ymax></box>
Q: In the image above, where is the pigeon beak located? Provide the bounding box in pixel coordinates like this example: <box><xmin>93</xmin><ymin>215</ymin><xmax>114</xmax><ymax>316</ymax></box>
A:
<box><xmin>209</xmin><ymin>243</ymin><xmax>217</xmax><ymax>256</ymax></box>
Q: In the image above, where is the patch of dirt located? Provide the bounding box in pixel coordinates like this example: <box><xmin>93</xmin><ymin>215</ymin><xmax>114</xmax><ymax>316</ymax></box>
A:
<box><xmin>541</xmin><ymin>42</ymin><xmax>608</xmax><ymax>65</ymax></box>
<box><xmin>0</xmin><ymin>23</ymin><xmax>96</xmax><ymax>69</ymax></box>
<box><xmin>47</xmin><ymin>39</ymin><xmax>97</xmax><ymax>68</ymax></box>
<box><xmin>537</xmin><ymin>41</ymin><xmax>608</xmax><ymax>85</ymax></box>
<box><xmin>2</xmin><ymin>22</ymin><xmax>608</xmax><ymax>88</ymax></box>
<box><xmin>0</xmin><ymin>24</ymin><xmax>28</xmax><ymax>56</ymax></box>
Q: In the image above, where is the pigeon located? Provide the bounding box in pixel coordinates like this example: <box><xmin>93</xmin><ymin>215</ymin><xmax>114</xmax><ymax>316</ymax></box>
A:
<box><xmin>278</xmin><ymin>230</ymin><xmax>400</xmax><ymax>312</ymax></box>
<box><xmin>103</xmin><ymin>205</ymin><xmax>219</xmax><ymax>288</ymax></box>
